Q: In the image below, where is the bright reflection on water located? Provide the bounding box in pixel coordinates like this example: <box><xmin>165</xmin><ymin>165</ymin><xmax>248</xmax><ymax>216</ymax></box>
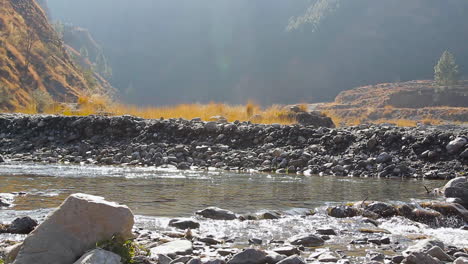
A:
<box><xmin>0</xmin><ymin>163</ymin><xmax>443</xmax><ymax>217</ymax></box>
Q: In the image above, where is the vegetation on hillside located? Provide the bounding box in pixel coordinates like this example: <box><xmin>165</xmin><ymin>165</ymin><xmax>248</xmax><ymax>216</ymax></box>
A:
<box><xmin>435</xmin><ymin>51</ymin><xmax>460</xmax><ymax>86</ymax></box>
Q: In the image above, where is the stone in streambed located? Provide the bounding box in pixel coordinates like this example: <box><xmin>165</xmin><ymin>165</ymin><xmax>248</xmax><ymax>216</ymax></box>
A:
<box><xmin>0</xmin><ymin>155</ymin><xmax>5</xmax><ymax>163</ymax></box>
<box><xmin>289</xmin><ymin>234</ymin><xmax>325</xmax><ymax>247</ymax></box>
<box><xmin>150</xmin><ymin>240</ymin><xmax>193</xmax><ymax>259</ymax></box>
<box><xmin>446</xmin><ymin>137</ymin><xmax>467</xmax><ymax>154</ymax></box>
<box><xmin>12</xmin><ymin>193</ymin><xmax>134</xmax><ymax>264</ymax></box>
<box><xmin>227</xmin><ymin>248</ymin><xmax>268</xmax><ymax>264</ymax></box>
<box><xmin>401</xmin><ymin>252</ymin><xmax>440</xmax><ymax>264</ymax></box>
<box><xmin>276</xmin><ymin>255</ymin><xmax>305</xmax><ymax>264</ymax></box>
<box><xmin>195</xmin><ymin>207</ymin><xmax>236</xmax><ymax>220</ymax></box>
<box><xmin>426</xmin><ymin>246</ymin><xmax>453</xmax><ymax>262</ymax></box>
<box><xmin>169</xmin><ymin>219</ymin><xmax>200</xmax><ymax>229</ymax></box>
<box><xmin>72</xmin><ymin>249</ymin><xmax>121</xmax><ymax>264</ymax></box>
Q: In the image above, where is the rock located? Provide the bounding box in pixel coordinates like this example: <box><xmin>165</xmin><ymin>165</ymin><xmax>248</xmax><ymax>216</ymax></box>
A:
<box><xmin>265</xmin><ymin>251</ymin><xmax>287</xmax><ymax>264</ymax></box>
<box><xmin>316</xmin><ymin>228</ymin><xmax>337</xmax><ymax>236</ymax></box>
<box><xmin>259</xmin><ymin>211</ymin><xmax>282</xmax><ymax>220</ymax></box>
<box><xmin>366</xmin><ymin>202</ymin><xmax>397</xmax><ymax>217</ymax></box>
<box><xmin>276</xmin><ymin>255</ymin><xmax>305</xmax><ymax>264</ymax></box>
<box><xmin>7</xmin><ymin>217</ymin><xmax>38</xmax><ymax>234</ymax></box>
<box><xmin>454</xmin><ymin>257</ymin><xmax>468</xmax><ymax>264</ymax></box>
<box><xmin>403</xmin><ymin>239</ymin><xmax>444</xmax><ymax>257</ymax></box>
<box><xmin>420</xmin><ymin>202</ymin><xmax>468</xmax><ymax>222</ymax></box>
<box><xmin>445</xmin><ymin>187</ymin><xmax>468</xmax><ymax>204</ymax></box>
<box><xmin>272</xmin><ymin>247</ymin><xmax>300</xmax><ymax>257</ymax></box>
<box><xmin>289</xmin><ymin>234</ymin><xmax>325</xmax><ymax>247</ymax></box>
<box><xmin>426</xmin><ymin>246</ymin><xmax>453</xmax><ymax>262</ymax></box>
<box><xmin>392</xmin><ymin>255</ymin><xmax>405</xmax><ymax>264</ymax></box>
<box><xmin>318</xmin><ymin>252</ymin><xmax>340</xmax><ymax>262</ymax></box>
<box><xmin>402</xmin><ymin>252</ymin><xmax>441</xmax><ymax>264</ymax></box>
<box><xmin>227</xmin><ymin>248</ymin><xmax>268</xmax><ymax>264</ymax></box>
<box><xmin>170</xmin><ymin>256</ymin><xmax>193</xmax><ymax>264</ymax></box>
<box><xmin>446</xmin><ymin>137</ymin><xmax>467</xmax><ymax>154</ymax></box>
<box><xmin>13</xmin><ymin>193</ymin><xmax>134</xmax><ymax>264</ymax></box>
<box><xmin>72</xmin><ymin>249</ymin><xmax>121</xmax><ymax>264</ymax></box>
<box><xmin>327</xmin><ymin>206</ymin><xmax>361</xmax><ymax>218</ymax></box>
<box><xmin>169</xmin><ymin>219</ymin><xmax>200</xmax><ymax>229</ymax></box>
<box><xmin>376</xmin><ymin>152</ymin><xmax>392</xmax><ymax>163</ymax></box>
<box><xmin>177</xmin><ymin>163</ymin><xmax>191</xmax><ymax>170</ymax></box>
<box><xmin>0</xmin><ymin>155</ymin><xmax>4</xmax><ymax>163</ymax></box>
<box><xmin>205</xmin><ymin>122</ymin><xmax>218</xmax><ymax>132</ymax></box>
<box><xmin>158</xmin><ymin>254</ymin><xmax>174</xmax><ymax>264</ymax></box>
<box><xmin>442</xmin><ymin>177</ymin><xmax>467</xmax><ymax>192</ymax></box>
<box><xmin>3</xmin><ymin>243</ymin><xmax>22</xmax><ymax>264</ymax></box>
<box><xmin>150</xmin><ymin>240</ymin><xmax>193</xmax><ymax>259</ymax></box>
<box><xmin>248</xmin><ymin>238</ymin><xmax>263</xmax><ymax>245</ymax></box>
<box><xmin>367</xmin><ymin>252</ymin><xmax>384</xmax><ymax>262</ymax></box>
<box><xmin>195</xmin><ymin>207</ymin><xmax>236</xmax><ymax>220</ymax></box>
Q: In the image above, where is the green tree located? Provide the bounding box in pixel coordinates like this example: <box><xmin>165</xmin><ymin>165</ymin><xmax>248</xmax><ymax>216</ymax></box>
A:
<box><xmin>434</xmin><ymin>51</ymin><xmax>459</xmax><ymax>86</ymax></box>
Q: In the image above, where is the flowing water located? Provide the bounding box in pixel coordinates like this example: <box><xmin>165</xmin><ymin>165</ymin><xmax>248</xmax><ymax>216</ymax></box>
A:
<box><xmin>0</xmin><ymin>163</ymin><xmax>466</xmax><ymax>260</ymax></box>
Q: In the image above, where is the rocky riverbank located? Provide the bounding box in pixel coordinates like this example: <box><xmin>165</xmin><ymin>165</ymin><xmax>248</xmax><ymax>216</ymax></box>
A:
<box><xmin>0</xmin><ymin>114</ymin><xmax>466</xmax><ymax>178</ymax></box>
<box><xmin>0</xmin><ymin>178</ymin><xmax>467</xmax><ymax>264</ymax></box>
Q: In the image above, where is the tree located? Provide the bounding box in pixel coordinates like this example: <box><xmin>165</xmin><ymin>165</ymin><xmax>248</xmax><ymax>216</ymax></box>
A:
<box><xmin>31</xmin><ymin>89</ymin><xmax>53</xmax><ymax>113</ymax></box>
<box><xmin>434</xmin><ymin>51</ymin><xmax>459</xmax><ymax>86</ymax></box>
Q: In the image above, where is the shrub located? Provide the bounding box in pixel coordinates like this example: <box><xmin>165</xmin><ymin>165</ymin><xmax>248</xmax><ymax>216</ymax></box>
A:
<box><xmin>31</xmin><ymin>89</ymin><xmax>53</xmax><ymax>113</ymax></box>
<box><xmin>96</xmin><ymin>235</ymin><xmax>148</xmax><ymax>264</ymax></box>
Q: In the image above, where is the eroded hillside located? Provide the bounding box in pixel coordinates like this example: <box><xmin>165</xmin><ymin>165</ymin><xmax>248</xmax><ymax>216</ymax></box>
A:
<box><xmin>0</xmin><ymin>0</ymin><xmax>106</xmax><ymax>110</ymax></box>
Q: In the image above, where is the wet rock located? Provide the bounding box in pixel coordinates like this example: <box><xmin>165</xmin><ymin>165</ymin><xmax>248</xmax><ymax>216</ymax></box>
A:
<box><xmin>72</xmin><ymin>249</ymin><xmax>121</xmax><ymax>264</ymax></box>
<box><xmin>7</xmin><ymin>217</ymin><xmax>38</xmax><ymax>234</ymax></box>
<box><xmin>272</xmin><ymin>247</ymin><xmax>300</xmax><ymax>257</ymax></box>
<box><xmin>327</xmin><ymin>206</ymin><xmax>361</xmax><ymax>218</ymax></box>
<box><xmin>392</xmin><ymin>255</ymin><xmax>405</xmax><ymax>264</ymax></box>
<box><xmin>446</xmin><ymin>137</ymin><xmax>467</xmax><ymax>154</ymax></box>
<box><xmin>401</xmin><ymin>252</ymin><xmax>441</xmax><ymax>264</ymax></box>
<box><xmin>158</xmin><ymin>254</ymin><xmax>174</xmax><ymax>264</ymax></box>
<box><xmin>318</xmin><ymin>252</ymin><xmax>340</xmax><ymax>262</ymax></box>
<box><xmin>195</xmin><ymin>207</ymin><xmax>236</xmax><ymax>220</ymax></box>
<box><xmin>170</xmin><ymin>256</ymin><xmax>193</xmax><ymax>264</ymax></box>
<box><xmin>426</xmin><ymin>246</ymin><xmax>453</xmax><ymax>262</ymax></box>
<box><xmin>316</xmin><ymin>228</ymin><xmax>337</xmax><ymax>236</ymax></box>
<box><xmin>366</xmin><ymin>202</ymin><xmax>397</xmax><ymax>217</ymax></box>
<box><xmin>169</xmin><ymin>219</ymin><xmax>200</xmax><ymax>229</ymax></box>
<box><xmin>420</xmin><ymin>202</ymin><xmax>468</xmax><ymax>222</ymax></box>
<box><xmin>445</xmin><ymin>187</ymin><xmax>468</xmax><ymax>207</ymax></box>
<box><xmin>289</xmin><ymin>234</ymin><xmax>325</xmax><ymax>247</ymax></box>
<box><xmin>259</xmin><ymin>211</ymin><xmax>282</xmax><ymax>220</ymax></box>
<box><xmin>442</xmin><ymin>177</ymin><xmax>467</xmax><ymax>192</ymax></box>
<box><xmin>454</xmin><ymin>257</ymin><xmax>468</xmax><ymax>264</ymax></box>
<box><xmin>227</xmin><ymin>248</ymin><xmax>267</xmax><ymax>264</ymax></box>
<box><xmin>265</xmin><ymin>251</ymin><xmax>287</xmax><ymax>264</ymax></box>
<box><xmin>276</xmin><ymin>255</ymin><xmax>305</xmax><ymax>264</ymax></box>
<box><xmin>248</xmin><ymin>238</ymin><xmax>263</xmax><ymax>245</ymax></box>
<box><xmin>366</xmin><ymin>252</ymin><xmax>384</xmax><ymax>262</ymax></box>
<box><xmin>403</xmin><ymin>239</ymin><xmax>444</xmax><ymax>257</ymax></box>
<box><xmin>13</xmin><ymin>193</ymin><xmax>134</xmax><ymax>264</ymax></box>
<box><xmin>150</xmin><ymin>240</ymin><xmax>193</xmax><ymax>259</ymax></box>
<box><xmin>177</xmin><ymin>163</ymin><xmax>191</xmax><ymax>170</ymax></box>
<box><xmin>0</xmin><ymin>155</ymin><xmax>4</xmax><ymax>163</ymax></box>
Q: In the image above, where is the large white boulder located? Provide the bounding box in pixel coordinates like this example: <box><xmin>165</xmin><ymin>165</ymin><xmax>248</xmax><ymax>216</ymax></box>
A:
<box><xmin>73</xmin><ymin>249</ymin><xmax>122</xmax><ymax>264</ymax></box>
<box><xmin>13</xmin><ymin>193</ymin><xmax>134</xmax><ymax>264</ymax></box>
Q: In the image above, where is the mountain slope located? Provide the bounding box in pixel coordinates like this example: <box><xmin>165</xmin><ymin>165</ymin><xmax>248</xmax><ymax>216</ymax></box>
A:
<box><xmin>0</xmin><ymin>0</ymin><xmax>106</xmax><ymax>110</ymax></box>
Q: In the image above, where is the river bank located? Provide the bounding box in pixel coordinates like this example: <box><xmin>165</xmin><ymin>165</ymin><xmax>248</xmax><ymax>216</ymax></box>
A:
<box><xmin>0</xmin><ymin>114</ymin><xmax>467</xmax><ymax>178</ymax></box>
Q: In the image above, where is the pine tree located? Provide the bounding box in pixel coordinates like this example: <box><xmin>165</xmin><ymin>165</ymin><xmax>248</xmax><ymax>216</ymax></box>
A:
<box><xmin>434</xmin><ymin>51</ymin><xmax>459</xmax><ymax>86</ymax></box>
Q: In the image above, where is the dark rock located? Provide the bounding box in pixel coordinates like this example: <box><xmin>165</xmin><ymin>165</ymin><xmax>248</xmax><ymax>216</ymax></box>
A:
<box><xmin>272</xmin><ymin>247</ymin><xmax>300</xmax><ymax>257</ymax></box>
<box><xmin>248</xmin><ymin>238</ymin><xmax>263</xmax><ymax>245</ymax></box>
<box><xmin>291</xmin><ymin>112</ymin><xmax>335</xmax><ymax>128</ymax></box>
<box><xmin>392</xmin><ymin>255</ymin><xmax>405</xmax><ymax>264</ymax></box>
<box><xmin>446</xmin><ymin>137</ymin><xmax>467</xmax><ymax>154</ymax></box>
<box><xmin>259</xmin><ymin>211</ymin><xmax>282</xmax><ymax>220</ymax></box>
<box><xmin>7</xmin><ymin>217</ymin><xmax>38</xmax><ymax>234</ymax></box>
<box><xmin>366</xmin><ymin>202</ymin><xmax>397</xmax><ymax>217</ymax></box>
<box><xmin>288</xmin><ymin>234</ymin><xmax>325</xmax><ymax>247</ymax></box>
<box><xmin>195</xmin><ymin>207</ymin><xmax>236</xmax><ymax>220</ymax></box>
<box><xmin>0</xmin><ymin>155</ymin><xmax>4</xmax><ymax>163</ymax></box>
<box><xmin>169</xmin><ymin>219</ymin><xmax>200</xmax><ymax>230</ymax></box>
<box><xmin>327</xmin><ymin>206</ymin><xmax>361</xmax><ymax>218</ymax></box>
<box><xmin>402</xmin><ymin>252</ymin><xmax>440</xmax><ymax>264</ymax></box>
<box><xmin>227</xmin><ymin>248</ymin><xmax>267</xmax><ymax>264</ymax></box>
<box><xmin>316</xmin><ymin>228</ymin><xmax>337</xmax><ymax>236</ymax></box>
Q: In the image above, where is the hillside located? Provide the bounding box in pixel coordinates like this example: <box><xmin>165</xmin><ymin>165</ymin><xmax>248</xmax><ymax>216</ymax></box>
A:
<box><xmin>318</xmin><ymin>80</ymin><xmax>468</xmax><ymax>125</ymax></box>
<box><xmin>0</xmin><ymin>0</ymin><xmax>107</xmax><ymax>110</ymax></box>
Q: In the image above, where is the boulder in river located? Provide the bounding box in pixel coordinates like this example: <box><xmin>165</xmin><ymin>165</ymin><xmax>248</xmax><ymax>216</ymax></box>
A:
<box><xmin>327</xmin><ymin>206</ymin><xmax>361</xmax><ymax>218</ymax></box>
<box><xmin>446</xmin><ymin>137</ymin><xmax>467</xmax><ymax>154</ymax></box>
<box><xmin>227</xmin><ymin>248</ymin><xmax>268</xmax><ymax>264</ymax></box>
<box><xmin>73</xmin><ymin>249</ymin><xmax>121</xmax><ymax>264</ymax></box>
<box><xmin>7</xmin><ymin>217</ymin><xmax>38</xmax><ymax>234</ymax></box>
<box><xmin>169</xmin><ymin>219</ymin><xmax>200</xmax><ymax>229</ymax></box>
<box><xmin>12</xmin><ymin>193</ymin><xmax>134</xmax><ymax>264</ymax></box>
<box><xmin>195</xmin><ymin>207</ymin><xmax>237</xmax><ymax>220</ymax></box>
<box><xmin>401</xmin><ymin>252</ymin><xmax>441</xmax><ymax>264</ymax></box>
<box><xmin>366</xmin><ymin>202</ymin><xmax>397</xmax><ymax>217</ymax></box>
<box><xmin>288</xmin><ymin>234</ymin><xmax>325</xmax><ymax>247</ymax></box>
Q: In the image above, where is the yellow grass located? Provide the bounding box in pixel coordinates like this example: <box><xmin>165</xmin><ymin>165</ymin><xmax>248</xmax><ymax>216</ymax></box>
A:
<box><xmin>10</xmin><ymin>94</ymin><xmax>296</xmax><ymax>124</ymax></box>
